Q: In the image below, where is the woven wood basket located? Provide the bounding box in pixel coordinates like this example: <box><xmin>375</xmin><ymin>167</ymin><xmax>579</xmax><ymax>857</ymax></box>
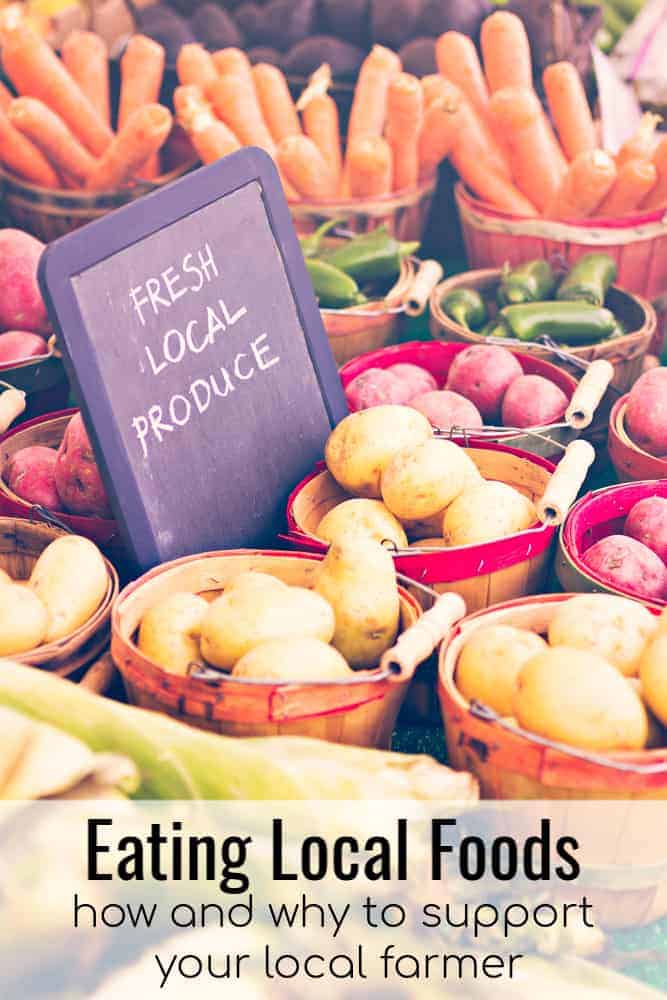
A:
<box><xmin>0</xmin><ymin>516</ymin><xmax>118</xmax><ymax>675</ymax></box>
<box><xmin>285</xmin><ymin>440</ymin><xmax>593</xmax><ymax>614</ymax></box>
<box><xmin>556</xmin><ymin>480</ymin><xmax>667</xmax><ymax>610</ymax></box>
<box><xmin>111</xmin><ymin>549</ymin><xmax>462</xmax><ymax>748</ymax></box>
<box><xmin>608</xmin><ymin>394</ymin><xmax>667</xmax><ymax>483</ymax></box>
<box><xmin>289</xmin><ymin>174</ymin><xmax>437</xmax><ymax>243</ymax></box>
<box><xmin>0</xmin><ymin>158</ymin><xmax>194</xmax><ymax>242</ymax></box>
<box><xmin>439</xmin><ymin>593</ymin><xmax>667</xmax><ymax>927</ymax></box>
<box><xmin>0</xmin><ymin>409</ymin><xmax>120</xmax><ymax>552</ymax></box>
<box><xmin>429</xmin><ymin>269</ymin><xmax>656</xmax><ymax>420</ymax></box>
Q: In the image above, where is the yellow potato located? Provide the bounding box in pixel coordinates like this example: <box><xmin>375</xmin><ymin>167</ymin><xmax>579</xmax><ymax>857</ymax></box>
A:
<box><xmin>443</xmin><ymin>480</ymin><xmax>536</xmax><ymax>546</ymax></box>
<box><xmin>315</xmin><ymin>535</ymin><xmax>399</xmax><ymax>668</ymax></box>
<box><xmin>656</xmin><ymin>608</ymin><xmax>667</xmax><ymax>638</ymax></box>
<box><xmin>402</xmin><ymin>512</ymin><xmax>448</xmax><ymax>541</ymax></box>
<box><xmin>30</xmin><ymin>535</ymin><xmax>108</xmax><ymax>641</ymax></box>
<box><xmin>627</xmin><ymin>678</ymin><xmax>666</xmax><ymax>749</ymax></box>
<box><xmin>639</xmin><ymin>636</ymin><xmax>667</xmax><ymax>727</ymax></box>
<box><xmin>547</xmin><ymin>594</ymin><xmax>658</xmax><ymax>677</ymax></box>
<box><xmin>0</xmin><ymin>569</ymin><xmax>12</xmax><ymax>586</ymax></box>
<box><xmin>514</xmin><ymin>647</ymin><xmax>648</xmax><ymax>751</ymax></box>
<box><xmin>317</xmin><ymin>499</ymin><xmax>407</xmax><ymax>548</ymax></box>
<box><xmin>226</xmin><ymin>571</ymin><xmax>287</xmax><ymax>595</ymax></box>
<box><xmin>409</xmin><ymin>537</ymin><xmax>446</xmax><ymax>549</ymax></box>
<box><xmin>138</xmin><ymin>592</ymin><xmax>209</xmax><ymax>675</ymax></box>
<box><xmin>325</xmin><ymin>405</ymin><xmax>431</xmax><ymax>498</ymax></box>
<box><xmin>380</xmin><ymin>439</ymin><xmax>470</xmax><ymax>521</ymax></box>
<box><xmin>200</xmin><ymin>584</ymin><xmax>335</xmax><ymax>669</ymax></box>
<box><xmin>456</xmin><ymin>625</ymin><xmax>547</xmax><ymax>717</ymax></box>
<box><xmin>0</xmin><ymin>583</ymin><xmax>49</xmax><ymax>655</ymax></box>
<box><xmin>233</xmin><ymin>637</ymin><xmax>353</xmax><ymax>682</ymax></box>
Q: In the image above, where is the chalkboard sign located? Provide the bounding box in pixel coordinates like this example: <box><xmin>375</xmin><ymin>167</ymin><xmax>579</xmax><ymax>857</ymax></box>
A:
<box><xmin>39</xmin><ymin>148</ymin><xmax>347</xmax><ymax>570</ymax></box>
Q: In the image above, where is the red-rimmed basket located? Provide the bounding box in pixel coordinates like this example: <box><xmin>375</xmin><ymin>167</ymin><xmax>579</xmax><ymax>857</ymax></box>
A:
<box><xmin>110</xmin><ymin>548</ymin><xmax>451</xmax><ymax>749</ymax></box>
<box><xmin>0</xmin><ymin>409</ymin><xmax>119</xmax><ymax>551</ymax></box>
<box><xmin>439</xmin><ymin>592</ymin><xmax>667</xmax><ymax>926</ymax></box>
<box><xmin>339</xmin><ymin>340</ymin><xmax>581</xmax><ymax>462</ymax></box>
<box><xmin>455</xmin><ymin>182</ymin><xmax>667</xmax><ymax>353</ymax></box>
<box><xmin>286</xmin><ymin>442</ymin><xmax>562</xmax><ymax>614</ymax></box>
<box><xmin>556</xmin><ymin>480</ymin><xmax>667</xmax><ymax>610</ymax></box>
<box><xmin>609</xmin><ymin>393</ymin><xmax>667</xmax><ymax>483</ymax></box>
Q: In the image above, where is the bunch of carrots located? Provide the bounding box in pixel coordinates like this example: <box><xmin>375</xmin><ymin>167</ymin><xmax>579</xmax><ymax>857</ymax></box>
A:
<box><xmin>424</xmin><ymin>10</ymin><xmax>667</xmax><ymax>220</ymax></box>
<box><xmin>0</xmin><ymin>27</ymin><xmax>173</xmax><ymax>191</ymax></box>
<box><xmin>174</xmin><ymin>41</ymin><xmax>432</xmax><ymax>202</ymax></box>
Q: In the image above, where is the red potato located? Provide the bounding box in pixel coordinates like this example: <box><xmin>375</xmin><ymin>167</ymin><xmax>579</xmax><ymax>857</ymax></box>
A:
<box><xmin>55</xmin><ymin>413</ymin><xmax>112</xmax><ymax>518</ymax></box>
<box><xmin>625</xmin><ymin>497</ymin><xmax>667</xmax><ymax>564</ymax></box>
<box><xmin>0</xmin><ymin>331</ymin><xmax>48</xmax><ymax>365</ymax></box>
<box><xmin>625</xmin><ymin>368</ymin><xmax>667</xmax><ymax>458</ymax></box>
<box><xmin>410</xmin><ymin>389</ymin><xmax>483</xmax><ymax>431</ymax></box>
<box><xmin>445</xmin><ymin>345</ymin><xmax>523</xmax><ymax>422</ymax></box>
<box><xmin>501</xmin><ymin>374</ymin><xmax>568</xmax><ymax>429</ymax></box>
<box><xmin>582</xmin><ymin>534</ymin><xmax>667</xmax><ymax>603</ymax></box>
<box><xmin>344</xmin><ymin>368</ymin><xmax>414</xmax><ymax>411</ymax></box>
<box><xmin>387</xmin><ymin>363</ymin><xmax>438</xmax><ymax>399</ymax></box>
<box><xmin>5</xmin><ymin>445</ymin><xmax>62</xmax><ymax>511</ymax></box>
<box><xmin>0</xmin><ymin>230</ymin><xmax>49</xmax><ymax>335</ymax></box>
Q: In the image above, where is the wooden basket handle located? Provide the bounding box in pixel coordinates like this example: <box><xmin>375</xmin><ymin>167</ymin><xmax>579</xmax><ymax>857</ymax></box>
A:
<box><xmin>380</xmin><ymin>592</ymin><xmax>466</xmax><ymax>682</ymax></box>
<box><xmin>405</xmin><ymin>259</ymin><xmax>444</xmax><ymax>317</ymax></box>
<box><xmin>565</xmin><ymin>360</ymin><xmax>614</xmax><ymax>430</ymax></box>
<box><xmin>0</xmin><ymin>388</ymin><xmax>26</xmax><ymax>434</ymax></box>
<box><xmin>536</xmin><ymin>439</ymin><xmax>596</xmax><ymax>526</ymax></box>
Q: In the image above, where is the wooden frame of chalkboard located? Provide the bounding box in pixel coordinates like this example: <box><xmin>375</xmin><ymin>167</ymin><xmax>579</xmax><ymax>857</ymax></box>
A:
<box><xmin>39</xmin><ymin>148</ymin><xmax>348</xmax><ymax>571</ymax></box>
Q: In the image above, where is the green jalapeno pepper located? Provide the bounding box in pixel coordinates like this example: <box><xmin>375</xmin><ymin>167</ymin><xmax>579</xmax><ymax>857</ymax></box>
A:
<box><xmin>323</xmin><ymin>225</ymin><xmax>420</xmax><ymax>283</ymax></box>
<box><xmin>306</xmin><ymin>258</ymin><xmax>367</xmax><ymax>309</ymax></box>
<box><xmin>299</xmin><ymin>218</ymin><xmax>341</xmax><ymax>257</ymax></box>
<box><xmin>499</xmin><ymin>301</ymin><xmax>617</xmax><ymax>343</ymax></box>
<box><xmin>442</xmin><ymin>288</ymin><xmax>488</xmax><ymax>330</ymax></box>
<box><xmin>498</xmin><ymin>259</ymin><xmax>557</xmax><ymax>305</ymax></box>
<box><xmin>556</xmin><ymin>253</ymin><xmax>617</xmax><ymax>306</ymax></box>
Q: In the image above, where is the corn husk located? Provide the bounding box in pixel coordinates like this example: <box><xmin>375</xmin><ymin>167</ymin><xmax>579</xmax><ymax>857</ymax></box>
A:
<box><xmin>0</xmin><ymin>659</ymin><xmax>477</xmax><ymax>801</ymax></box>
<box><xmin>0</xmin><ymin>705</ymin><xmax>137</xmax><ymax>800</ymax></box>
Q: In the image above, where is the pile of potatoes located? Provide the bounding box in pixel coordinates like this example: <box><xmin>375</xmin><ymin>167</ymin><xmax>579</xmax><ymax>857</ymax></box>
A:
<box><xmin>138</xmin><ymin>537</ymin><xmax>401</xmax><ymax>681</ymax></box>
<box><xmin>0</xmin><ymin>536</ymin><xmax>109</xmax><ymax>656</ymax></box>
<box><xmin>456</xmin><ymin>594</ymin><xmax>667</xmax><ymax>753</ymax></box>
<box><xmin>320</xmin><ymin>405</ymin><xmax>537</xmax><ymax>549</ymax></box>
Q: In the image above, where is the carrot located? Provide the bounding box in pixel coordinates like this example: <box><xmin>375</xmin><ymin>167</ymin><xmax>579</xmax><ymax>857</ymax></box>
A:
<box><xmin>61</xmin><ymin>30</ymin><xmax>110</xmax><ymax>127</ymax></box>
<box><xmin>418</xmin><ymin>94</ymin><xmax>460</xmax><ymax>178</ymax></box>
<box><xmin>276</xmin><ymin>134</ymin><xmax>337</xmax><ymax>200</ymax></box>
<box><xmin>8</xmin><ymin>97</ymin><xmax>96</xmax><ymax>186</ymax></box>
<box><xmin>208</xmin><ymin>73</ymin><xmax>275</xmax><ymax>155</ymax></box>
<box><xmin>347</xmin><ymin>44</ymin><xmax>402</xmax><ymax>146</ymax></box>
<box><xmin>86</xmin><ymin>104</ymin><xmax>173</xmax><ymax>191</ymax></box>
<box><xmin>543</xmin><ymin>61</ymin><xmax>596</xmax><ymax>161</ymax></box>
<box><xmin>597</xmin><ymin>158</ymin><xmax>656</xmax><ymax>216</ymax></box>
<box><xmin>0</xmin><ymin>107</ymin><xmax>60</xmax><ymax>186</ymax></box>
<box><xmin>0</xmin><ymin>81</ymin><xmax>13</xmax><ymax>112</ymax></box>
<box><xmin>544</xmin><ymin>149</ymin><xmax>617</xmax><ymax>220</ymax></box>
<box><xmin>421</xmin><ymin>74</ymin><xmax>450</xmax><ymax>108</ymax></box>
<box><xmin>211</xmin><ymin>48</ymin><xmax>254</xmax><ymax>88</ymax></box>
<box><xmin>176</xmin><ymin>43</ymin><xmax>218</xmax><ymax>93</ymax></box>
<box><xmin>252</xmin><ymin>63</ymin><xmax>301</xmax><ymax>144</ymax></box>
<box><xmin>385</xmin><ymin>72</ymin><xmax>423</xmax><ymax>192</ymax></box>
<box><xmin>174</xmin><ymin>85</ymin><xmax>240</xmax><ymax>164</ymax></box>
<box><xmin>118</xmin><ymin>34</ymin><xmax>166</xmax><ymax>179</ymax></box>
<box><xmin>641</xmin><ymin>135</ymin><xmax>667</xmax><ymax>210</ymax></box>
<box><xmin>347</xmin><ymin>135</ymin><xmax>393</xmax><ymax>198</ymax></box>
<box><xmin>436</xmin><ymin>32</ymin><xmax>489</xmax><ymax>118</ymax></box>
<box><xmin>488</xmin><ymin>87</ymin><xmax>567</xmax><ymax>211</ymax></box>
<box><xmin>616</xmin><ymin>112</ymin><xmax>661</xmax><ymax>169</ymax></box>
<box><xmin>481</xmin><ymin>11</ymin><xmax>533</xmax><ymax>94</ymax></box>
<box><xmin>297</xmin><ymin>66</ymin><xmax>342</xmax><ymax>192</ymax></box>
<box><xmin>453</xmin><ymin>151</ymin><xmax>539</xmax><ymax>216</ymax></box>
<box><xmin>1</xmin><ymin>26</ymin><xmax>112</xmax><ymax>156</ymax></box>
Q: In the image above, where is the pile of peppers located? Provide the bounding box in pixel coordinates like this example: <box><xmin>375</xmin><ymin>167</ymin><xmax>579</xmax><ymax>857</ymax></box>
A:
<box><xmin>442</xmin><ymin>253</ymin><xmax>623</xmax><ymax>346</ymax></box>
<box><xmin>300</xmin><ymin>220</ymin><xmax>419</xmax><ymax>310</ymax></box>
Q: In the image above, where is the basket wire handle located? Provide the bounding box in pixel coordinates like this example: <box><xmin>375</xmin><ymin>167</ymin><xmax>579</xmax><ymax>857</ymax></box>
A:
<box><xmin>405</xmin><ymin>259</ymin><xmax>444</xmax><ymax>317</ymax></box>
<box><xmin>29</xmin><ymin>505</ymin><xmax>75</xmax><ymax>534</ymax></box>
<box><xmin>0</xmin><ymin>383</ymin><xmax>26</xmax><ymax>435</ymax></box>
<box><xmin>536</xmin><ymin>439</ymin><xmax>596</xmax><ymax>525</ymax></box>
<box><xmin>380</xmin><ymin>591</ymin><xmax>466</xmax><ymax>682</ymax></box>
<box><xmin>470</xmin><ymin>701</ymin><xmax>667</xmax><ymax>776</ymax></box>
<box><xmin>565</xmin><ymin>359</ymin><xmax>615</xmax><ymax>429</ymax></box>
